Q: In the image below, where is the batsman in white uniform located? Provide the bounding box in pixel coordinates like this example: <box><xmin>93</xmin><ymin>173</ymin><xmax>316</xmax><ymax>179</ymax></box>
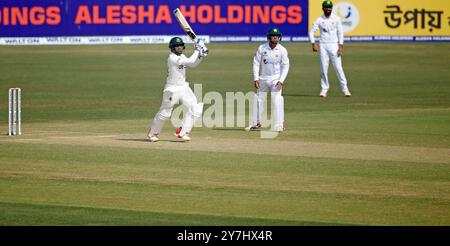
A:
<box><xmin>309</xmin><ymin>0</ymin><xmax>351</xmax><ymax>98</ymax></box>
<box><xmin>147</xmin><ymin>37</ymin><xmax>208</xmax><ymax>142</ymax></box>
<box><xmin>246</xmin><ymin>28</ymin><xmax>290</xmax><ymax>132</ymax></box>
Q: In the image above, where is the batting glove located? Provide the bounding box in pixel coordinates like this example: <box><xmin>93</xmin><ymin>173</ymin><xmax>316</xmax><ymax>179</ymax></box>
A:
<box><xmin>195</xmin><ymin>39</ymin><xmax>204</xmax><ymax>51</ymax></box>
<box><xmin>200</xmin><ymin>47</ymin><xmax>208</xmax><ymax>57</ymax></box>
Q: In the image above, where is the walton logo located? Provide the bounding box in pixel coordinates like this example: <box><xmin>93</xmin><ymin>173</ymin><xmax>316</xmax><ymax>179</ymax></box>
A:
<box><xmin>333</xmin><ymin>2</ymin><xmax>359</xmax><ymax>33</ymax></box>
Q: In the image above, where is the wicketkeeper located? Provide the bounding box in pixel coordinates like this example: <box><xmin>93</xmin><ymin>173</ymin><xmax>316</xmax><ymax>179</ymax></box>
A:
<box><xmin>246</xmin><ymin>27</ymin><xmax>290</xmax><ymax>132</ymax></box>
<box><xmin>147</xmin><ymin>37</ymin><xmax>208</xmax><ymax>142</ymax></box>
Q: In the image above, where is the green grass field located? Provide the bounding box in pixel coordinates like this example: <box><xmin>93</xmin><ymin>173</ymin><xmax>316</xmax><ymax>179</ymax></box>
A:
<box><xmin>0</xmin><ymin>43</ymin><xmax>449</xmax><ymax>225</ymax></box>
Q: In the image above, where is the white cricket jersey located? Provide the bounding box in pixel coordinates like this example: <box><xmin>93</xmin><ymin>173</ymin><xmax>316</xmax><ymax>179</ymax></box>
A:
<box><xmin>166</xmin><ymin>50</ymin><xmax>201</xmax><ymax>86</ymax></box>
<box><xmin>253</xmin><ymin>42</ymin><xmax>290</xmax><ymax>83</ymax></box>
<box><xmin>309</xmin><ymin>14</ymin><xmax>344</xmax><ymax>45</ymax></box>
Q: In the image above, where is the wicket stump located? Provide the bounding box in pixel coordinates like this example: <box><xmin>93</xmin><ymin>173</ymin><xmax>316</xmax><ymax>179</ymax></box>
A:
<box><xmin>8</xmin><ymin>88</ymin><xmax>21</xmax><ymax>136</ymax></box>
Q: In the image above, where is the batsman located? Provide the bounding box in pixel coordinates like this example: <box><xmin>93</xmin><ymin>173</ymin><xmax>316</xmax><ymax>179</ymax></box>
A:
<box><xmin>147</xmin><ymin>37</ymin><xmax>208</xmax><ymax>142</ymax></box>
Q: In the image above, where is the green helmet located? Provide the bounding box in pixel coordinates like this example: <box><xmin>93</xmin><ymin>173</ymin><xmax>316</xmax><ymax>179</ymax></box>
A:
<box><xmin>168</xmin><ymin>37</ymin><xmax>185</xmax><ymax>48</ymax></box>
<box><xmin>267</xmin><ymin>27</ymin><xmax>282</xmax><ymax>38</ymax></box>
<box><xmin>322</xmin><ymin>1</ymin><xmax>333</xmax><ymax>8</ymax></box>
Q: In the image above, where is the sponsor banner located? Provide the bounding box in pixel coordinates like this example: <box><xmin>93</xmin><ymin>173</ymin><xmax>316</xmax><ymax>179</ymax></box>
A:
<box><xmin>346</xmin><ymin>36</ymin><xmax>450</xmax><ymax>42</ymax></box>
<box><xmin>0</xmin><ymin>0</ymin><xmax>309</xmax><ymax>38</ymax></box>
<box><xmin>210</xmin><ymin>35</ymin><xmax>308</xmax><ymax>42</ymax></box>
<box><xmin>2</xmin><ymin>35</ymin><xmax>449</xmax><ymax>45</ymax></box>
<box><xmin>0</xmin><ymin>35</ymin><xmax>210</xmax><ymax>45</ymax></box>
<box><xmin>1</xmin><ymin>0</ymin><xmax>448</xmax><ymax>44</ymax></box>
<box><xmin>309</xmin><ymin>0</ymin><xmax>450</xmax><ymax>36</ymax></box>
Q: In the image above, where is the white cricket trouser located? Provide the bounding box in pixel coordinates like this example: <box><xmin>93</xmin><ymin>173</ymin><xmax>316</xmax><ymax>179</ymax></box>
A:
<box><xmin>319</xmin><ymin>43</ymin><xmax>350</xmax><ymax>94</ymax></box>
<box><xmin>252</xmin><ymin>78</ymin><xmax>284</xmax><ymax>129</ymax></box>
<box><xmin>149</xmin><ymin>83</ymin><xmax>202</xmax><ymax>136</ymax></box>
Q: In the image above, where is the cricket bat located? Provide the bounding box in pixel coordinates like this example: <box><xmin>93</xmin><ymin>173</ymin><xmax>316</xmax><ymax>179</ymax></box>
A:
<box><xmin>173</xmin><ymin>8</ymin><xmax>197</xmax><ymax>41</ymax></box>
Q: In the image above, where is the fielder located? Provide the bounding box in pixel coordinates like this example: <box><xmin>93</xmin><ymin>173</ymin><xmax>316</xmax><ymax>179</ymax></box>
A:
<box><xmin>246</xmin><ymin>27</ymin><xmax>290</xmax><ymax>132</ymax></box>
<box><xmin>309</xmin><ymin>0</ymin><xmax>352</xmax><ymax>98</ymax></box>
<box><xmin>147</xmin><ymin>37</ymin><xmax>207</xmax><ymax>142</ymax></box>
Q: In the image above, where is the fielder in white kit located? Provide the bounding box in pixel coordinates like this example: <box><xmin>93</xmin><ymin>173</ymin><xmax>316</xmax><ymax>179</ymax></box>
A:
<box><xmin>309</xmin><ymin>1</ymin><xmax>352</xmax><ymax>98</ymax></box>
<box><xmin>147</xmin><ymin>37</ymin><xmax>208</xmax><ymax>142</ymax></box>
<box><xmin>246</xmin><ymin>27</ymin><xmax>290</xmax><ymax>132</ymax></box>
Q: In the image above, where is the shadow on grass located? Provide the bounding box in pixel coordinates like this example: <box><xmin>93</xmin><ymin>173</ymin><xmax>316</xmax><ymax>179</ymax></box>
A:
<box><xmin>117</xmin><ymin>138</ymin><xmax>189</xmax><ymax>143</ymax></box>
<box><xmin>283</xmin><ymin>93</ymin><xmax>317</xmax><ymax>97</ymax></box>
<box><xmin>0</xmin><ymin>201</ymin><xmax>349</xmax><ymax>226</ymax></box>
<box><xmin>212</xmin><ymin>128</ymin><xmax>248</xmax><ymax>131</ymax></box>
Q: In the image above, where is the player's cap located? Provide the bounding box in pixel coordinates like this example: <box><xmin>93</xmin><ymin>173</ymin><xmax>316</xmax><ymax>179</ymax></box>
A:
<box><xmin>267</xmin><ymin>27</ymin><xmax>282</xmax><ymax>37</ymax></box>
<box><xmin>322</xmin><ymin>1</ymin><xmax>333</xmax><ymax>8</ymax></box>
<box><xmin>169</xmin><ymin>37</ymin><xmax>185</xmax><ymax>48</ymax></box>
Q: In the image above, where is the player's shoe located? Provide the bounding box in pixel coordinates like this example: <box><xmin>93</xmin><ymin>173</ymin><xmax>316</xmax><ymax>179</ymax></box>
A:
<box><xmin>319</xmin><ymin>92</ymin><xmax>327</xmax><ymax>98</ymax></box>
<box><xmin>177</xmin><ymin>134</ymin><xmax>191</xmax><ymax>141</ymax></box>
<box><xmin>344</xmin><ymin>91</ymin><xmax>352</xmax><ymax>97</ymax></box>
<box><xmin>175</xmin><ymin>127</ymin><xmax>191</xmax><ymax>141</ymax></box>
<box><xmin>148</xmin><ymin>134</ymin><xmax>159</xmax><ymax>142</ymax></box>
<box><xmin>174</xmin><ymin>127</ymin><xmax>182</xmax><ymax>136</ymax></box>
<box><xmin>274</xmin><ymin>124</ymin><xmax>284</xmax><ymax>133</ymax></box>
<box><xmin>245</xmin><ymin>123</ymin><xmax>262</xmax><ymax>131</ymax></box>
